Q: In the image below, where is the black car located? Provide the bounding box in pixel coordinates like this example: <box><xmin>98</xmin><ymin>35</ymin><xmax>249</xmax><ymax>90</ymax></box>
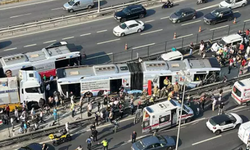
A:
<box><xmin>114</xmin><ymin>5</ymin><xmax>147</xmax><ymax>22</ymax></box>
<box><xmin>203</xmin><ymin>8</ymin><xmax>234</xmax><ymax>25</ymax></box>
<box><xmin>18</xmin><ymin>143</ymin><xmax>54</xmax><ymax>150</ymax></box>
<box><xmin>169</xmin><ymin>8</ymin><xmax>196</xmax><ymax>23</ymax></box>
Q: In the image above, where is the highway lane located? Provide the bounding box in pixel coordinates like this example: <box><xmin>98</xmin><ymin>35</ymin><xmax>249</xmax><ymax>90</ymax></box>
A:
<box><xmin>1</xmin><ymin>2</ymin><xmax>250</xmax><ymax>63</ymax></box>
<box><xmin>0</xmin><ymin>0</ymin><xmax>144</xmax><ymax>28</ymax></box>
<box><xmin>42</xmin><ymin>92</ymin><xmax>248</xmax><ymax>150</ymax></box>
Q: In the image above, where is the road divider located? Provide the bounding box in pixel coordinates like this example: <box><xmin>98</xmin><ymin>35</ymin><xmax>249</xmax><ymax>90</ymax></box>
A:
<box><xmin>132</xmin><ymin>43</ymin><xmax>155</xmax><ymax>49</ymax></box>
<box><xmin>23</xmin><ymin>43</ymin><xmax>37</xmax><ymax>47</ymax></box>
<box><xmin>62</xmin><ymin>36</ymin><xmax>75</xmax><ymax>40</ymax></box>
<box><xmin>97</xmin><ymin>29</ymin><xmax>108</xmax><ymax>33</ymax></box>
<box><xmin>80</xmin><ymin>33</ymin><xmax>91</xmax><ymax>36</ymax></box>
<box><xmin>97</xmin><ymin>38</ymin><xmax>120</xmax><ymax>45</ymax></box>
<box><xmin>3</xmin><ymin>47</ymin><xmax>17</xmax><ymax>51</ymax></box>
<box><xmin>145</xmin><ymin>19</ymin><xmax>155</xmax><ymax>23</ymax></box>
<box><xmin>43</xmin><ymin>40</ymin><xmax>57</xmax><ymax>44</ymax></box>
<box><xmin>140</xmin><ymin>29</ymin><xmax>163</xmax><ymax>36</ymax></box>
<box><xmin>192</xmin><ymin>135</ymin><xmax>222</xmax><ymax>146</ymax></box>
<box><xmin>51</xmin><ymin>7</ymin><xmax>62</xmax><ymax>11</ymax></box>
<box><xmin>10</xmin><ymin>13</ymin><xmax>31</xmax><ymax>19</ymax></box>
<box><xmin>176</xmin><ymin>33</ymin><xmax>193</xmax><ymax>39</ymax></box>
<box><xmin>160</xmin><ymin>16</ymin><xmax>169</xmax><ymax>20</ymax></box>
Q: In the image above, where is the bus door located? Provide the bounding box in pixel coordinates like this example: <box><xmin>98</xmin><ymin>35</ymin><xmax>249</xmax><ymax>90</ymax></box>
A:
<box><xmin>110</xmin><ymin>79</ymin><xmax>122</xmax><ymax>94</ymax></box>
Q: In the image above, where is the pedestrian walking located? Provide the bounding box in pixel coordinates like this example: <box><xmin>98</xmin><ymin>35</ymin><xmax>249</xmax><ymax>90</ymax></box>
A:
<box><xmin>100</xmin><ymin>139</ymin><xmax>108</xmax><ymax>150</ymax></box>
<box><xmin>212</xmin><ymin>95</ymin><xmax>217</xmax><ymax>111</ymax></box>
<box><xmin>86</xmin><ymin>136</ymin><xmax>93</xmax><ymax>150</ymax></box>
<box><xmin>131</xmin><ymin>131</ymin><xmax>137</xmax><ymax>143</ymax></box>
<box><xmin>218</xmin><ymin>102</ymin><xmax>224</xmax><ymax>115</ymax></box>
<box><xmin>79</xmin><ymin>96</ymin><xmax>84</xmax><ymax>113</ymax></box>
<box><xmin>189</xmin><ymin>42</ymin><xmax>194</xmax><ymax>55</ymax></box>
<box><xmin>91</xmin><ymin>129</ymin><xmax>98</xmax><ymax>142</ymax></box>
<box><xmin>71</xmin><ymin>102</ymin><xmax>76</xmax><ymax>118</ymax></box>
<box><xmin>53</xmin><ymin>107</ymin><xmax>57</xmax><ymax>122</ymax></box>
<box><xmin>10</xmin><ymin>117</ymin><xmax>14</xmax><ymax>131</ymax></box>
<box><xmin>14</xmin><ymin>107</ymin><xmax>19</xmax><ymax>123</ymax></box>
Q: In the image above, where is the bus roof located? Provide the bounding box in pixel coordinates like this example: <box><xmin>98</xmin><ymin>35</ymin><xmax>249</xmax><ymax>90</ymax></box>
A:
<box><xmin>0</xmin><ymin>54</ymin><xmax>29</xmax><ymax>66</ymax></box>
<box><xmin>144</xmin><ymin>100</ymin><xmax>179</xmax><ymax>114</ymax></box>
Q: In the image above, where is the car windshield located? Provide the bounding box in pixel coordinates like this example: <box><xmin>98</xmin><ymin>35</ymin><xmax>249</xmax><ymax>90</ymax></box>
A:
<box><xmin>211</xmin><ymin>10</ymin><xmax>220</xmax><ymax>17</ymax></box>
<box><xmin>122</xmin><ymin>8</ymin><xmax>130</xmax><ymax>14</ymax></box>
<box><xmin>209</xmin><ymin>118</ymin><xmax>217</xmax><ymax>126</ymax></box>
<box><xmin>135</xmin><ymin>140</ymin><xmax>145</xmax><ymax>149</ymax></box>
<box><xmin>227</xmin><ymin>114</ymin><xmax>236</xmax><ymax>122</ymax></box>
<box><xmin>156</xmin><ymin>135</ymin><xmax>167</xmax><ymax>144</ymax></box>
<box><xmin>119</xmin><ymin>23</ymin><xmax>127</xmax><ymax>29</ymax></box>
<box><xmin>174</xmin><ymin>10</ymin><xmax>182</xmax><ymax>16</ymax></box>
<box><xmin>218</xmin><ymin>39</ymin><xmax>226</xmax><ymax>46</ymax></box>
<box><xmin>225</xmin><ymin>0</ymin><xmax>232</xmax><ymax>4</ymax></box>
<box><xmin>68</xmin><ymin>0</ymin><xmax>75</xmax><ymax>6</ymax></box>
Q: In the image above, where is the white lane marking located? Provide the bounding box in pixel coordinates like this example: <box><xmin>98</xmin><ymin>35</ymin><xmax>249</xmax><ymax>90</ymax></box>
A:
<box><xmin>10</xmin><ymin>13</ymin><xmax>31</xmax><ymax>19</ymax></box>
<box><xmin>244</xmin><ymin>18</ymin><xmax>250</xmax><ymax>22</ymax></box>
<box><xmin>145</xmin><ymin>20</ymin><xmax>155</xmax><ymax>23</ymax></box>
<box><xmin>43</xmin><ymin>40</ymin><xmax>57</xmax><ymax>44</ymax></box>
<box><xmin>176</xmin><ymin>34</ymin><xmax>193</xmax><ymax>39</ymax></box>
<box><xmin>4</xmin><ymin>47</ymin><xmax>17</xmax><ymax>51</ymax></box>
<box><xmin>80</xmin><ymin>33</ymin><xmax>91</xmax><ymax>36</ymax></box>
<box><xmin>0</xmin><ymin>0</ymin><xmax>59</xmax><ymax>10</ymax></box>
<box><xmin>210</xmin><ymin>25</ymin><xmax>229</xmax><ymax>31</ymax></box>
<box><xmin>86</xmin><ymin>52</ymin><xmax>113</xmax><ymax>60</ymax></box>
<box><xmin>141</xmin><ymin>29</ymin><xmax>163</xmax><ymax>35</ymax></box>
<box><xmin>160</xmin><ymin>16</ymin><xmax>169</xmax><ymax>20</ymax></box>
<box><xmin>24</xmin><ymin>44</ymin><xmax>37</xmax><ymax>47</ymax></box>
<box><xmin>62</xmin><ymin>36</ymin><xmax>74</xmax><ymax>40</ymax></box>
<box><xmin>181</xmin><ymin>20</ymin><xmax>201</xmax><ymax>26</ymax></box>
<box><xmin>192</xmin><ymin>135</ymin><xmax>222</xmax><ymax>146</ymax></box>
<box><xmin>51</xmin><ymin>7</ymin><xmax>62</xmax><ymax>11</ymax></box>
<box><xmin>97</xmin><ymin>38</ymin><xmax>120</xmax><ymax>45</ymax></box>
<box><xmin>132</xmin><ymin>43</ymin><xmax>155</xmax><ymax>50</ymax></box>
<box><xmin>196</xmin><ymin>4</ymin><xmax>218</xmax><ymax>11</ymax></box>
<box><xmin>97</xmin><ymin>30</ymin><xmax>108</xmax><ymax>33</ymax></box>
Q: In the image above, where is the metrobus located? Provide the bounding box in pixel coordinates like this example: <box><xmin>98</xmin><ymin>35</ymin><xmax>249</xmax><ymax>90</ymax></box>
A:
<box><xmin>0</xmin><ymin>42</ymin><xmax>81</xmax><ymax>77</ymax></box>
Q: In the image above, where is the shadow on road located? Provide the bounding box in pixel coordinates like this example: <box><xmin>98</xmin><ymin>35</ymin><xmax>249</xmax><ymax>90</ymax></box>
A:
<box><xmin>143</xmin><ymin>24</ymin><xmax>153</xmax><ymax>31</ymax></box>
<box><xmin>0</xmin><ymin>41</ymin><xmax>12</xmax><ymax>49</ymax></box>
<box><xmin>146</xmin><ymin>9</ymin><xmax>156</xmax><ymax>17</ymax></box>
<box><xmin>172</xmin><ymin>135</ymin><xmax>182</xmax><ymax>147</ymax></box>
<box><xmin>58</xmin><ymin>144</ymin><xmax>72</xmax><ymax>150</ymax></box>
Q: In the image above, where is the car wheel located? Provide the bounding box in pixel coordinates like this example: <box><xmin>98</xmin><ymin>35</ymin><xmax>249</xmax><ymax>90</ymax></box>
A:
<box><xmin>242</xmin><ymin>3</ymin><xmax>246</xmax><ymax>7</ymax></box>
<box><xmin>215</xmin><ymin>130</ymin><xmax>221</xmax><ymax>135</ymax></box>
<box><xmin>121</xmin><ymin>33</ymin><xmax>125</xmax><ymax>37</ymax></box>
<box><xmin>192</xmin><ymin>15</ymin><xmax>196</xmax><ymax>19</ymax></box>
<box><xmin>139</xmin><ymin>14</ymin><xmax>145</xmax><ymax>18</ymax></box>
<box><xmin>137</xmin><ymin>29</ymin><xmax>142</xmax><ymax>33</ymax></box>
<box><xmin>69</xmin><ymin>9</ymin><xmax>74</xmax><ymax>13</ymax></box>
<box><xmin>120</xmin><ymin>18</ymin><xmax>126</xmax><ymax>23</ymax></box>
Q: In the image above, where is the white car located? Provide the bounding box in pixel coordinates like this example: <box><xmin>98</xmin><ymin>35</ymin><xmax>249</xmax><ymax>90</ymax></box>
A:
<box><xmin>113</xmin><ymin>20</ymin><xmax>144</xmax><ymax>37</ymax></box>
<box><xmin>206</xmin><ymin>113</ymin><xmax>243</xmax><ymax>135</ymax></box>
<box><xmin>219</xmin><ymin>0</ymin><xmax>247</xmax><ymax>9</ymax></box>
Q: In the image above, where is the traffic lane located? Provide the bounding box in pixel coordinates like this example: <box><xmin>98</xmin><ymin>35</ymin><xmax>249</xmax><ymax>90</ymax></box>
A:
<box><xmin>0</xmin><ymin>4</ymin><xmax>236</xmax><ymax>56</ymax></box>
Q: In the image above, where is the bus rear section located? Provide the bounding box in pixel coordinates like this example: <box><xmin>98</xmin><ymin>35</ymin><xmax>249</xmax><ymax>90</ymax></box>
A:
<box><xmin>231</xmin><ymin>79</ymin><xmax>250</xmax><ymax>105</ymax></box>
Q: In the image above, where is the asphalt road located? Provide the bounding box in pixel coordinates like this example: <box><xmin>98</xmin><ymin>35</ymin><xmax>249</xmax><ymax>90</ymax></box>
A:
<box><xmin>0</xmin><ymin>0</ymin><xmax>139</xmax><ymax>28</ymax></box>
<box><xmin>1</xmin><ymin>0</ymin><xmax>250</xmax><ymax>64</ymax></box>
<box><xmin>46</xmin><ymin>91</ymin><xmax>249</xmax><ymax>150</ymax></box>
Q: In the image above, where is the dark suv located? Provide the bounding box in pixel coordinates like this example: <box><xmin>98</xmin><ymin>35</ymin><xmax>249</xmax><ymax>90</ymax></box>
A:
<box><xmin>203</xmin><ymin>8</ymin><xmax>234</xmax><ymax>25</ymax></box>
<box><xmin>114</xmin><ymin>5</ymin><xmax>147</xmax><ymax>22</ymax></box>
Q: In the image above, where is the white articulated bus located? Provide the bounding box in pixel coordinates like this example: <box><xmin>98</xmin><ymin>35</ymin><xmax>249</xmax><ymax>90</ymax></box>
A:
<box><xmin>0</xmin><ymin>42</ymin><xmax>81</xmax><ymax>78</ymax></box>
<box><xmin>56</xmin><ymin>58</ymin><xmax>221</xmax><ymax>97</ymax></box>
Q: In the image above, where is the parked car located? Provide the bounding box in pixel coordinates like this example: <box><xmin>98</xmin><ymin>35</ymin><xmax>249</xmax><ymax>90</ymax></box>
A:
<box><xmin>203</xmin><ymin>7</ymin><xmax>234</xmax><ymax>25</ymax></box>
<box><xmin>63</xmin><ymin>0</ymin><xmax>94</xmax><ymax>13</ymax></box>
<box><xmin>114</xmin><ymin>5</ymin><xmax>147</xmax><ymax>22</ymax></box>
<box><xmin>206</xmin><ymin>113</ymin><xmax>243</xmax><ymax>135</ymax></box>
<box><xmin>219</xmin><ymin>0</ymin><xmax>247</xmax><ymax>9</ymax></box>
<box><xmin>169</xmin><ymin>8</ymin><xmax>196</xmax><ymax>23</ymax></box>
<box><xmin>18</xmin><ymin>143</ymin><xmax>54</xmax><ymax>150</ymax></box>
<box><xmin>131</xmin><ymin>135</ymin><xmax>175</xmax><ymax>150</ymax></box>
<box><xmin>113</xmin><ymin>20</ymin><xmax>144</xmax><ymax>37</ymax></box>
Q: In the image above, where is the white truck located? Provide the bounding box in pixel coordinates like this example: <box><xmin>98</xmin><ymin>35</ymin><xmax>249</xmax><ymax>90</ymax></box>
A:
<box><xmin>0</xmin><ymin>70</ymin><xmax>45</xmax><ymax>111</ymax></box>
<box><xmin>238</xmin><ymin>121</ymin><xmax>250</xmax><ymax>146</ymax></box>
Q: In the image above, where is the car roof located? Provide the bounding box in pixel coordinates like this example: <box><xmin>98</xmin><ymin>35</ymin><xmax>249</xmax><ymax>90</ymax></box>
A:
<box><xmin>127</xmin><ymin>4</ymin><xmax>143</xmax><ymax>10</ymax></box>
<box><xmin>141</xmin><ymin>136</ymin><xmax>159</xmax><ymax>146</ymax></box>
<box><xmin>124</xmin><ymin>20</ymin><xmax>139</xmax><ymax>26</ymax></box>
<box><xmin>222</xmin><ymin>34</ymin><xmax>242</xmax><ymax>43</ymax></box>
<box><xmin>215</xmin><ymin>7</ymin><xmax>231</xmax><ymax>12</ymax></box>
<box><xmin>179</xmin><ymin>8</ymin><xmax>195</xmax><ymax>12</ymax></box>
<box><xmin>211</xmin><ymin>114</ymin><xmax>231</xmax><ymax>124</ymax></box>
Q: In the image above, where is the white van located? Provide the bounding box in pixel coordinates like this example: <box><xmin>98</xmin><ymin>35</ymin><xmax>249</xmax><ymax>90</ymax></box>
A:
<box><xmin>238</xmin><ymin>121</ymin><xmax>250</xmax><ymax>145</ymax></box>
<box><xmin>142</xmin><ymin>99</ymin><xmax>194</xmax><ymax>133</ymax></box>
<box><xmin>160</xmin><ymin>51</ymin><xmax>184</xmax><ymax>61</ymax></box>
<box><xmin>211</xmin><ymin>34</ymin><xmax>243</xmax><ymax>52</ymax></box>
<box><xmin>219</xmin><ymin>0</ymin><xmax>247</xmax><ymax>9</ymax></box>
<box><xmin>231</xmin><ymin>78</ymin><xmax>250</xmax><ymax>105</ymax></box>
<box><xmin>63</xmin><ymin>0</ymin><xmax>94</xmax><ymax>13</ymax></box>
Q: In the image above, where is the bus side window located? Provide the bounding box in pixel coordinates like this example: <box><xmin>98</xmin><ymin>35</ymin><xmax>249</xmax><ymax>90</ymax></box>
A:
<box><xmin>159</xmin><ymin>115</ymin><xmax>170</xmax><ymax>123</ymax></box>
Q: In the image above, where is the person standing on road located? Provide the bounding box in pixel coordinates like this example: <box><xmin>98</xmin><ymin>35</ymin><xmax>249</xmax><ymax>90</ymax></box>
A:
<box><xmin>218</xmin><ymin>101</ymin><xmax>224</xmax><ymax>115</ymax></box>
<box><xmin>131</xmin><ymin>131</ymin><xmax>137</xmax><ymax>143</ymax></box>
<box><xmin>79</xmin><ymin>96</ymin><xmax>84</xmax><ymax>113</ymax></box>
<box><xmin>71</xmin><ymin>102</ymin><xmax>76</xmax><ymax>118</ymax></box>
<box><xmin>100</xmin><ymin>139</ymin><xmax>108</xmax><ymax>150</ymax></box>
<box><xmin>86</xmin><ymin>136</ymin><xmax>93</xmax><ymax>150</ymax></box>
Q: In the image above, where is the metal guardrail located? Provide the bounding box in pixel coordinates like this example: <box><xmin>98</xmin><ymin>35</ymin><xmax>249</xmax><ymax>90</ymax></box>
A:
<box><xmin>0</xmin><ymin>0</ymin><xmax>160</xmax><ymax>35</ymax></box>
